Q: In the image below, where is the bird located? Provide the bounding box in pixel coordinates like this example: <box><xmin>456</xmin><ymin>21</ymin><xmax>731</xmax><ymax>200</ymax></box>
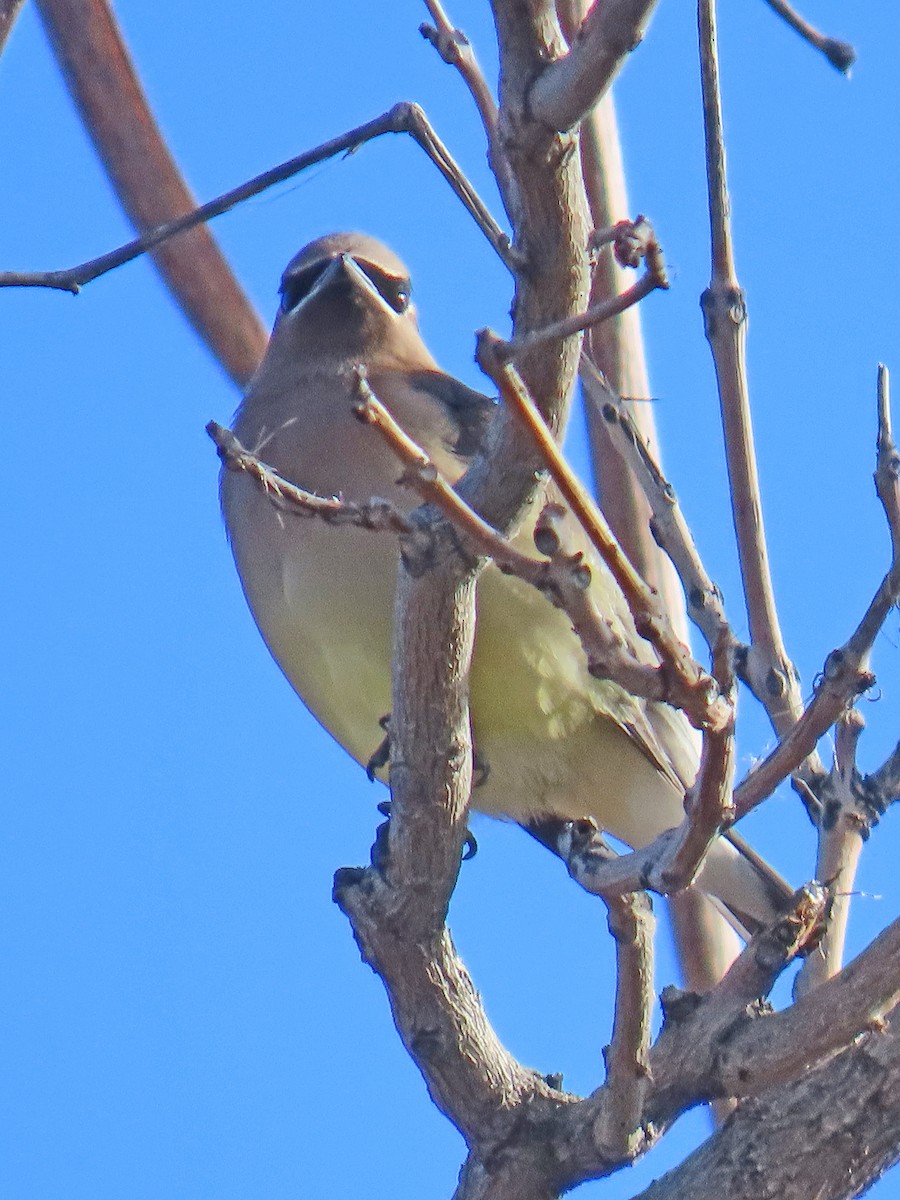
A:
<box><xmin>219</xmin><ymin>231</ymin><xmax>790</xmax><ymax>935</ymax></box>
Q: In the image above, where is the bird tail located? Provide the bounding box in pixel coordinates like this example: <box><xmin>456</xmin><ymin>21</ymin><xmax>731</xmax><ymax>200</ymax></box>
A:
<box><xmin>697</xmin><ymin>830</ymin><xmax>794</xmax><ymax>939</ymax></box>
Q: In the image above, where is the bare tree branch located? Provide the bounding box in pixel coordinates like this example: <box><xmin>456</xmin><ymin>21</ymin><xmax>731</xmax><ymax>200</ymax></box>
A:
<box><xmin>207</xmin><ymin>421</ymin><xmax>417</xmax><ymax>535</ymax></box>
<box><xmin>35</xmin><ymin>0</ymin><xmax>267</xmax><ymax>387</ymax></box>
<box><xmin>478</xmin><ymin>333</ymin><xmax>732</xmax><ymax>734</ymax></box>
<box><xmin>591</xmin><ymin>890</ymin><xmax>655</xmax><ymax>1159</ymax></box>
<box><xmin>419</xmin><ymin>0</ymin><xmax>519</xmax><ymax>218</ymax></box>
<box><xmin>528</xmin><ymin>0</ymin><xmax>661</xmax><ymax>132</ymax></box>
<box><xmin>580</xmin><ymin>357</ymin><xmax>733</xmax><ymax>655</ymax></box>
<box><xmin>0</xmin><ymin>0</ymin><xmax>25</xmax><ymax>54</ymax></box>
<box><xmin>637</xmin><ymin>1005</ymin><xmax>900</xmax><ymax>1200</ymax></box>
<box><xmin>500</xmin><ymin>221</ymin><xmax>668</xmax><ymax>359</ymax></box>
<box><xmin>0</xmin><ymin>102</ymin><xmax>514</xmax><ymax>294</ymax></box>
<box><xmin>759</xmin><ymin>0</ymin><xmax>855</xmax><ymax>74</ymax></box>
<box><xmin>698</xmin><ymin>0</ymin><xmax>806</xmax><ymax>741</ymax></box>
<box><xmin>796</xmin><ymin>709</ymin><xmax>867</xmax><ymax>994</ymax></box>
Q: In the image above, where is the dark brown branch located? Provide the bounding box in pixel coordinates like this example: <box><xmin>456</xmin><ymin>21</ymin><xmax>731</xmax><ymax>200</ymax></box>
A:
<box><xmin>528</xmin><ymin>0</ymin><xmax>661</xmax><ymax>132</ymax></box>
<box><xmin>0</xmin><ymin>101</ymin><xmax>514</xmax><ymax>294</ymax></box>
<box><xmin>36</xmin><ymin>0</ymin><xmax>267</xmax><ymax>387</ymax></box>
<box><xmin>759</xmin><ymin>0</ymin><xmax>855</xmax><ymax>74</ymax></box>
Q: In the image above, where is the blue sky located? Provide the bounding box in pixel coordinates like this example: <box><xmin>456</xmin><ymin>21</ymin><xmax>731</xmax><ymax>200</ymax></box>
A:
<box><xmin>2</xmin><ymin>2</ymin><xmax>899</xmax><ymax>1197</ymax></box>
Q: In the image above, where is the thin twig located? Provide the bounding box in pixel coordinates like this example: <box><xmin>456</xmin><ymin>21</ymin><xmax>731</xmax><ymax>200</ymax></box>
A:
<box><xmin>580</xmin><ymin>356</ymin><xmax>732</xmax><ymax>653</ymax></box>
<box><xmin>528</xmin><ymin>0</ymin><xmax>661</xmax><ymax>131</ymax></box>
<box><xmin>353</xmin><ymin>376</ymin><xmax>675</xmax><ymax>702</ymax></box>
<box><xmin>0</xmin><ymin>102</ymin><xmax>513</xmax><ymax>294</ymax></box>
<box><xmin>501</xmin><ymin>235</ymin><xmax>668</xmax><ymax>361</ymax></box>
<box><xmin>759</xmin><ymin>0</ymin><xmax>855</xmax><ymax>74</ymax></box>
<box><xmin>419</xmin><ymin>0</ymin><xmax>518</xmax><ymax>218</ymax></box>
<box><xmin>698</xmin><ymin>0</ymin><xmax>806</xmax><ymax>742</ymax></box>
<box><xmin>477</xmin><ymin>332</ymin><xmax>732</xmax><ymax>734</ymax></box>
<box><xmin>207</xmin><ymin>422</ymin><xmax>417</xmax><ymax>535</ymax></box>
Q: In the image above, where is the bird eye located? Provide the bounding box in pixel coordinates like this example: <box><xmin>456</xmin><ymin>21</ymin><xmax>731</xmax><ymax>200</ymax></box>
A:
<box><xmin>359</xmin><ymin>263</ymin><xmax>412</xmax><ymax>314</ymax></box>
<box><xmin>391</xmin><ymin>286</ymin><xmax>411</xmax><ymax>314</ymax></box>
<box><xmin>279</xmin><ymin>263</ymin><xmax>328</xmax><ymax>313</ymax></box>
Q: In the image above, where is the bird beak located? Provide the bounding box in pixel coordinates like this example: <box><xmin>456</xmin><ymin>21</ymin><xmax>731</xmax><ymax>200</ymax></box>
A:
<box><xmin>314</xmin><ymin>254</ymin><xmax>382</xmax><ymax>304</ymax></box>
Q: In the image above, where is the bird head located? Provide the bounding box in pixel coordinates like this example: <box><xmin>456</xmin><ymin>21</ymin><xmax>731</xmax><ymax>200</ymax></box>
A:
<box><xmin>273</xmin><ymin>232</ymin><xmax>425</xmax><ymax>367</ymax></box>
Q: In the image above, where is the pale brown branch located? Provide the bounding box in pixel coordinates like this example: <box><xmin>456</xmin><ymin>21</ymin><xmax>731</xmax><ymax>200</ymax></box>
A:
<box><xmin>795</xmin><ymin>710</ymin><xmax>867</xmax><ymax>995</ymax></box>
<box><xmin>36</xmin><ymin>0</ymin><xmax>267</xmax><ymax>387</ymax></box>
<box><xmin>647</xmin><ymin>885</ymin><xmax>828</xmax><ymax>1119</ymax></box>
<box><xmin>698</xmin><ymin>0</ymin><xmax>805</xmax><ymax>742</ymax></box>
<box><xmin>573</xmin><ymin>88</ymin><xmax>674</xmax><ymax>606</ymax></box>
<box><xmin>503</xmin><ymin>267</ymin><xmax>666</xmax><ymax>361</ymax></box>
<box><xmin>0</xmin><ymin>101</ymin><xmax>514</xmax><ymax>295</ymax></box>
<box><xmin>353</xmin><ymin>377</ymin><xmax>672</xmax><ymax>703</ymax></box>
<box><xmin>0</xmin><ymin>0</ymin><xmax>25</xmax><ymax>54</ymax></box>
<box><xmin>528</xmin><ymin>0</ymin><xmax>661</xmax><ymax>132</ymax></box>
<box><xmin>792</xmin><ymin>367</ymin><xmax>900</xmax><ymax>989</ymax></box>
<box><xmin>733</xmin><ymin>645</ymin><xmax>875</xmax><ymax>822</ymax></box>
<box><xmin>477</xmin><ymin>333</ymin><xmax>732</xmax><ymax>734</ymax></box>
<box><xmin>421</xmin><ymin>0</ymin><xmax>497</xmax><ymax>132</ymax></box>
<box><xmin>564</xmin><ymin>74</ymin><xmax>735</xmax><ymax>998</ymax></box>
<box><xmin>207</xmin><ymin>422</ymin><xmax>417</xmax><ymax>535</ymax></box>
<box><xmin>419</xmin><ymin>0</ymin><xmax>518</xmax><ymax>218</ymax></box>
<box><xmin>590</xmin><ymin>891</ymin><xmax>655</xmax><ymax>1160</ymax></box>
<box><xmin>759</xmin><ymin>0</ymin><xmax>855</xmax><ymax>74</ymax></box>
<box><xmin>580</xmin><ymin>357</ymin><xmax>732</xmax><ymax>653</ymax></box>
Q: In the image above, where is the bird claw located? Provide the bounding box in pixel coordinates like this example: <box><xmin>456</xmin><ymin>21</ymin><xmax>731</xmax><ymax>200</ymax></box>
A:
<box><xmin>366</xmin><ymin>714</ymin><xmax>392</xmax><ymax>781</ymax></box>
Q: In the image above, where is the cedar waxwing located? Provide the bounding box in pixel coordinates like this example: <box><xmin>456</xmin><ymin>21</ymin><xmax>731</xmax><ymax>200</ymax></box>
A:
<box><xmin>219</xmin><ymin>232</ymin><xmax>789</xmax><ymax>932</ymax></box>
